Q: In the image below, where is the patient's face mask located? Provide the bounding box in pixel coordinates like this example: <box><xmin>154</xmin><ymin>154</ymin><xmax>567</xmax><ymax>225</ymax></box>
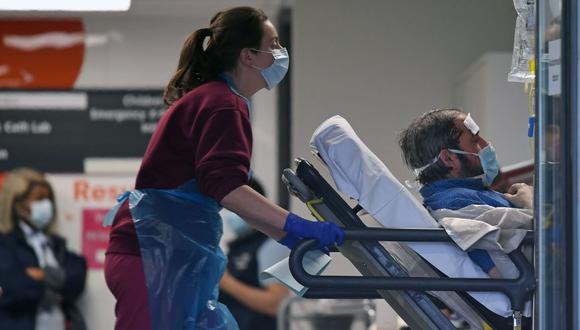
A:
<box><xmin>448</xmin><ymin>145</ymin><xmax>500</xmax><ymax>186</ymax></box>
<box><xmin>251</xmin><ymin>48</ymin><xmax>289</xmax><ymax>90</ymax></box>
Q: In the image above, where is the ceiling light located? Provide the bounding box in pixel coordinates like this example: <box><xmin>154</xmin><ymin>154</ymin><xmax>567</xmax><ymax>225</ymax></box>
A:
<box><xmin>0</xmin><ymin>0</ymin><xmax>131</xmax><ymax>11</ymax></box>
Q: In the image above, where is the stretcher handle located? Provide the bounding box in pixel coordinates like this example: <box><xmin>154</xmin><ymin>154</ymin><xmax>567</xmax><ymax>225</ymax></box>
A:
<box><xmin>289</xmin><ymin>229</ymin><xmax>536</xmax><ymax>311</ymax></box>
<box><xmin>303</xmin><ymin>288</ymin><xmax>381</xmax><ymax>299</ymax></box>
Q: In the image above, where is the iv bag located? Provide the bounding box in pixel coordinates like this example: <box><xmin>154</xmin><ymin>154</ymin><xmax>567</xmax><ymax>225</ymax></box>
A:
<box><xmin>509</xmin><ymin>0</ymin><xmax>535</xmax><ymax>83</ymax></box>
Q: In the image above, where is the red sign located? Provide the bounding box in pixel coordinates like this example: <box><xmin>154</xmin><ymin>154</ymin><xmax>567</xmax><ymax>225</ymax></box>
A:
<box><xmin>82</xmin><ymin>209</ymin><xmax>110</xmax><ymax>269</ymax></box>
<box><xmin>0</xmin><ymin>19</ymin><xmax>85</xmax><ymax>88</ymax></box>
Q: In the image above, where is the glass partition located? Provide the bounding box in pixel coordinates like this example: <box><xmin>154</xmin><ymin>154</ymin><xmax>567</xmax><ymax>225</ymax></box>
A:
<box><xmin>536</xmin><ymin>0</ymin><xmax>575</xmax><ymax>328</ymax></box>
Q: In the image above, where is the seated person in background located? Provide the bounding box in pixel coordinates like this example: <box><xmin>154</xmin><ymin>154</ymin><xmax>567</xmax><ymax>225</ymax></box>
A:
<box><xmin>0</xmin><ymin>168</ymin><xmax>87</xmax><ymax>330</ymax></box>
<box><xmin>398</xmin><ymin>108</ymin><xmax>533</xmax><ymax>279</ymax></box>
<box><xmin>218</xmin><ymin>178</ymin><xmax>290</xmax><ymax>330</ymax></box>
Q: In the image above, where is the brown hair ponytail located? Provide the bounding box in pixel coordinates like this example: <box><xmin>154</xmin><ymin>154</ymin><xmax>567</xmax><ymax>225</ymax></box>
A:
<box><xmin>163</xmin><ymin>7</ymin><xmax>268</xmax><ymax>106</ymax></box>
<box><xmin>163</xmin><ymin>28</ymin><xmax>212</xmax><ymax>106</ymax></box>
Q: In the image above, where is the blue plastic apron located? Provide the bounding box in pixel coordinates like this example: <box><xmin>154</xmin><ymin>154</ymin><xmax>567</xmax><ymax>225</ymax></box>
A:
<box><xmin>104</xmin><ymin>180</ymin><xmax>239</xmax><ymax>330</ymax></box>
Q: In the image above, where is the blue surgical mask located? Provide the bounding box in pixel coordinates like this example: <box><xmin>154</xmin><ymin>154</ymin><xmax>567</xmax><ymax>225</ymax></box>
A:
<box><xmin>251</xmin><ymin>47</ymin><xmax>289</xmax><ymax>90</ymax></box>
<box><xmin>29</xmin><ymin>199</ymin><xmax>53</xmax><ymax>230</ymax></box>
<box><xmin>449</xmin><ymin>145</ymin><xmax>500</xmax><ymax>186</ymax></box>
<box><xmin>223</xmin><ymin>211</ymin><xmax>253</xmax><ymax>238</ymax></box>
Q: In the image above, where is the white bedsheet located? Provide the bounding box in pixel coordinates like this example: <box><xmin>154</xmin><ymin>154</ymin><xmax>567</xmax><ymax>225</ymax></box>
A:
<box><xmin>310</xmin><ymin>115</ymin><xmax>528</xmax><ymax>317</ymax></box>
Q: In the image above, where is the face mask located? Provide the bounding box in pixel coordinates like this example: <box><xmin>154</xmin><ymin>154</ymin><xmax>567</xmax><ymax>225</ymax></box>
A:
<box><xmin>223</xmin><ymin>211</ymin><xmax>253</xmax><ymax>238</ymax></box>
<box><xmin>29</xmin><ymin>199</ymin><xmax>53</xmax><ymax>230</ymax></box>
<box><xmin>251</xmin><ymin>47</ymin><xmax>289</xmax><ymax>90</ymax></box>
<box><xmin>449</xmin><ymin>144</ymin><xmax>500</xmax><ymax>186</ymax></box>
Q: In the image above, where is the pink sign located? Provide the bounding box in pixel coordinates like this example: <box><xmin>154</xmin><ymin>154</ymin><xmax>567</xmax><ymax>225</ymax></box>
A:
<box><xmin>82</xmin><ymin>209</ymin><xmax>110</xmax><ymax>269</ymax></box>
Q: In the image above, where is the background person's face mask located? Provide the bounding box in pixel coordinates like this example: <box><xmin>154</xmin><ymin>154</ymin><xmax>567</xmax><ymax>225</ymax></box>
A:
<box><xmin>29</xmin><ymin>199</ymin><xmax>53</xmax><ymax>230</ymax></box>
<box><xmin>251</xmin><ymin>47</ymin><xmax>289</xmax><ymax>90</ymax></box>
<box><xmin>449</xmin><ymin>145</ymin><xmax>500</xmax><ymax>186</ymax></box>
<box><xmin>223</xmin><ymin>211</ymin><xmax>253</xmax><ymax>238</ymax></box>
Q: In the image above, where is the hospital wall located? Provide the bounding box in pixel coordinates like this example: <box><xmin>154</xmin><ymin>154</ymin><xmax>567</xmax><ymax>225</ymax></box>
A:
<box><xmin>291</xmin><ymin>0</ymin><xmax>528</xmax><ymax>328</ymax></box>
<box><xmin>291</xmin><ymin>0</ymin><xmax>526</xmax><ymax>185</ymax></box>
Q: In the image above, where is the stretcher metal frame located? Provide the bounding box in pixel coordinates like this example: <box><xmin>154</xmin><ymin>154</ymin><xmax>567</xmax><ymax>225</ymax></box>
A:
<box><xmin>282</xmin><ymin>158</ymin><xmax>536</xmax><ymax>330</ymax></box>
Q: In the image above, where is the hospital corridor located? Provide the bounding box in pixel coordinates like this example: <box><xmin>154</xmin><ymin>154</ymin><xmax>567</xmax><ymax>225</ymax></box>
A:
<box><xmin>0</xmin><ymin>0</ymin><xmax>577</xmax><ymax>329</ymax></box>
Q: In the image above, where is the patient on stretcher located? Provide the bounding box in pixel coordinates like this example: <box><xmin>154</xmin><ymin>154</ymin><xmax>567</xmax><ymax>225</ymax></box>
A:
<box><xmin>398</xmin><ymin>108</ymin><xmax>533</xmax><ymax>279</ymax></box>
<box><xmin>310</xmin><ymin>114</ymin><xmax>533</xmax><ymax>319</ymax></box>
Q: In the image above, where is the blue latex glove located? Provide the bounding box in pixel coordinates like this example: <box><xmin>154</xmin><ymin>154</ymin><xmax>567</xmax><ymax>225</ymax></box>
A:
<box><xmin>278</xmin><ymin>231</ymin><xmax>302</xmax><ymax>249</ymax></box>
<box><xmin>280</xmin><ymin>231</ymin><xmax>331</xmax><ymax>255</ymax></box>
<box><xmin>278</xmin><ymin>213</ymin><xmax>344</xmax><ymax>250</ymax></box>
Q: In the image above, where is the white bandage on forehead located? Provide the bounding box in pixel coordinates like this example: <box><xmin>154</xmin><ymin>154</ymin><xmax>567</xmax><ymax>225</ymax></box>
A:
<box><xmin>463</xmin><ymin>113</ymin><xmax>480</xmax><ymax>135</ymax></box>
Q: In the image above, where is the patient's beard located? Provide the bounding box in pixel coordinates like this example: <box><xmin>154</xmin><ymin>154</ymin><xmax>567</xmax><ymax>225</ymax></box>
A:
<box><xmin>458</xmin><ymin>154</ymin><xmax>483</xmax><ymax>178</ymax></box>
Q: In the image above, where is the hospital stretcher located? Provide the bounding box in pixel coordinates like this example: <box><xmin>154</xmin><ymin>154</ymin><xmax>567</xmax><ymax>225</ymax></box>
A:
<box><xmin>282</xmin><ymin>116</ymin><xmax>535</xmax><ymax>330</ymax></box>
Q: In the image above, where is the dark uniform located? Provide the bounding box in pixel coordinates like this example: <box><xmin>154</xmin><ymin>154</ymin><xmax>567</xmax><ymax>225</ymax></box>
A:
<box><xmin>218</xmin><ymin>232</ymin><xmax>277</xmax><ymax>330</ymax></box>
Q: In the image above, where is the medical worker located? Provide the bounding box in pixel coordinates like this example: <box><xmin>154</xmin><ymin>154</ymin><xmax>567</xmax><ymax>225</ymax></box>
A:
<box><xmin>103</xmin><ymin>7</ymin><xmax>344</xmax><ymax>330</ymax></box>
<box><xmin>0</xmin><ymin>168</ymin><xmax>87</xmax><ymax>330</ymax></box>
